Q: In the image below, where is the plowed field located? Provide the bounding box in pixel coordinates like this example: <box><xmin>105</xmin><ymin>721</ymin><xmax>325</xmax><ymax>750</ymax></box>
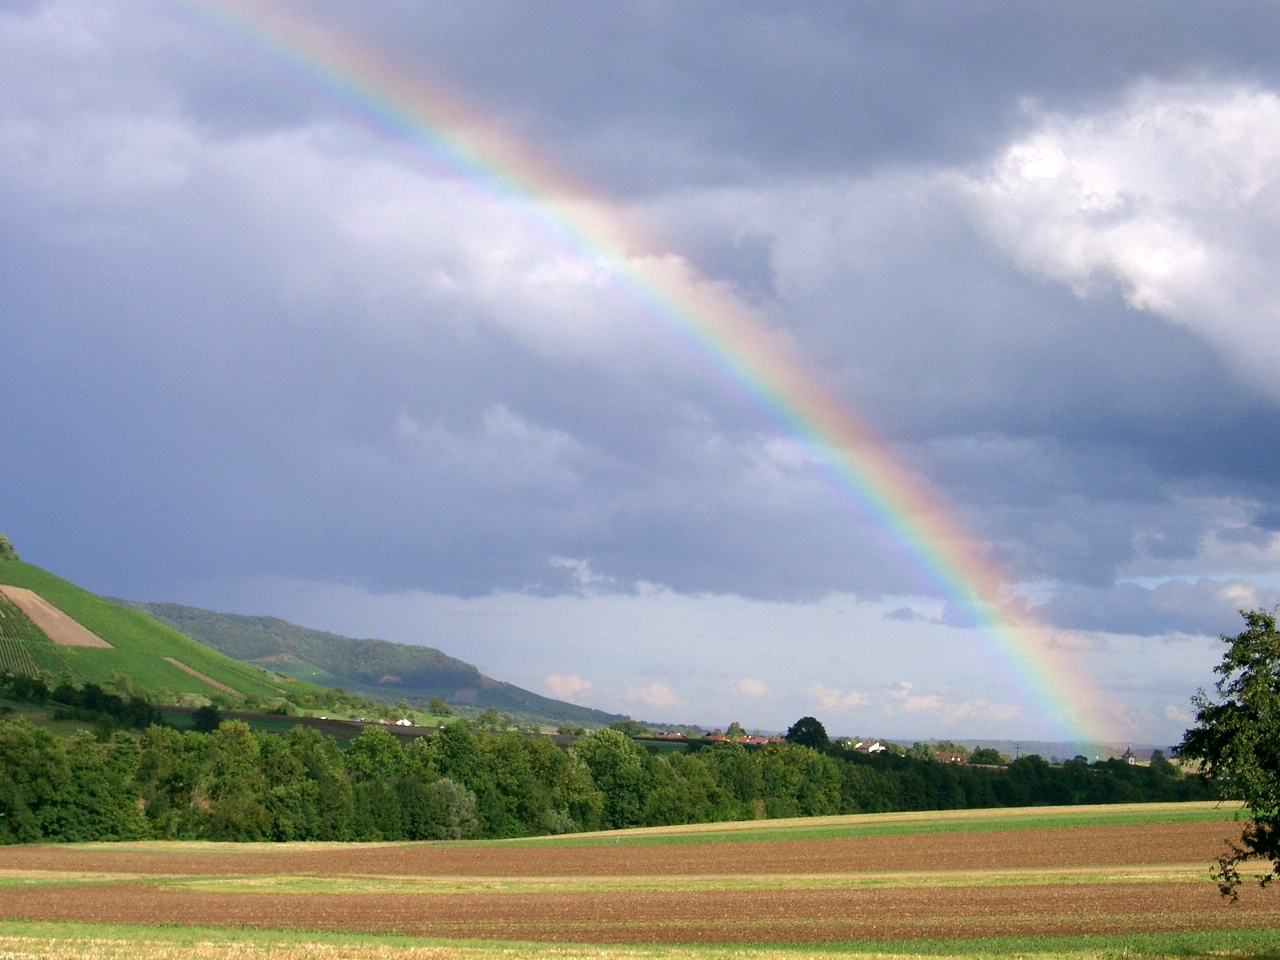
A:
<box><xmin>1</xmin><ymin>806</ymin><xmax>1275</xmax><ymax>946</ymax></box>
<box><xmin>0</xmin><ymin>879</ymin><xmax>1276</xmax><ymax>943</ymax></box>
<box><xmin>0</xmin><ymin>819</ymin><xmax>1242</xmax><ymax>878</ymax></box>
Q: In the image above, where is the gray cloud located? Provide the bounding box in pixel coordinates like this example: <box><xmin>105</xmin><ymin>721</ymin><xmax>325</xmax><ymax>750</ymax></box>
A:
<box><xmin>1254</xmin><ymin>508</ymin><xmax>1280</xmax><ymax>531</ymax></box>
<box><xmin>320</xmin><ymin>1</ymin><xmax>1280</xmax><ymax>193</ymax></box>
<box><xmin>1037</xmin><ymin>578</ymin><xmax>1280</xmax><ymax>637</ymax></box>
<box><xmin>2</xmin><ymin>2</ymin><xmax>1280</xmax><ymax>740</ymax></box>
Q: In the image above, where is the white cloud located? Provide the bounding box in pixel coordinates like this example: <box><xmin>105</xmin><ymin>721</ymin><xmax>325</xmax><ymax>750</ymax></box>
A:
<box><xmin>550</xmin><ymin>556</ymin><xmax>616</xmax><ymax>590</ymax></box>
<box><xmin>809</xmin><ymin>683</ymin><xmax>869</xmax><ymax>711</ymax></box>
<box><xmin>1165</xmin><ymin>703</ymin><xmax>1193</xmax><ymax>724</ymax></box>
<box><xmin>883</xmin><ymin>682</ymin><xmax>1020</xmax><ymax>724</ymax></box>
<box><xmin>943</xmin><ymin>700</ymin><xmax>1021</xmax><ymax>724</ymax></box>
<box><xmin>734</xmin><ymin>677</ymin><xmax>770</xmax><ymax>698</ymax></box>
<box><xmin>545</xmin><ymin>674</ymin><xmax>593</xmax><ymax>699</ymax></box>
<box><xmin>626</xmin><ymin>683</ymin><xmax>679</xmax><ymax>709</ymax></box>
<box><xmin>886</xmin><ymin>682</ymin><xmax>943</xmax><ymax>714</ymax></box>
<box><xmin>965</xmin><ymin>81</ymin><xmax>1280</xmax><ymax>398</ymax></box>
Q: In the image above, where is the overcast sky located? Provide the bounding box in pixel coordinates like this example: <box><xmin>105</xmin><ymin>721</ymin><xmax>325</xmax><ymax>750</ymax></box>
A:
<box><xmin>4</xmin><ymin>0</ymin><xmax>1280</xmax><ymax>742</ymax></box>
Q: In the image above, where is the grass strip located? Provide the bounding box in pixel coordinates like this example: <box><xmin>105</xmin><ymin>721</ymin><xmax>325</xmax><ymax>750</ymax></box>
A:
<box><xmin>147</xmin><ymin>863</ymin><xmax>1259</xmax><ymax>896</ymax></box>
<box><xmin>476</xmin><ymin>802</ymin><xmax>1243</xmax><ymax>848</ymax></box>
<box><xmin>47</xmin><ymin>802</ymin><xmax>1244</xmax><ymax>856</ymax></box>
<box><xmin>0</xmin><ymin>920</ymin><xmax>1278</xmax><ymax>959</ymax></box>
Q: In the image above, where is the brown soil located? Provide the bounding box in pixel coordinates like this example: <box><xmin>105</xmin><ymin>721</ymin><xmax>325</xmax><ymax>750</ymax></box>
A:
<box><xmin>0</xmin><ymin>881</ymin><xmax>1274</xmax><ymax>943</ymax></box>
<box><xmin>0</xmin><ymin>586</ymin><xmax>111</xmax><ymax>648</ymax></box>
<box><xmin>0</xmin><ymin>821</ymin><xmax>1240</xmax><ymax>879</ymax></box>
<box><xmin>162</xmin><ymin>657</ymin><xmax>238</xmax><ymax>694</ymax></box>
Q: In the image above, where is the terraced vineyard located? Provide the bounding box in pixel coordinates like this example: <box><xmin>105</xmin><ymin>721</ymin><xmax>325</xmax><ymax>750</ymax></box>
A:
<box><xmin>0</xmin><ymin>593</ymin><xmax>64</xmax><ymax>677</ymax></box>
<box><xmin>0</xmin><ymin>635</ymin><xmax>38</xmax><ymax>677</ymax></box>
<box><xmin>0</xmin><ymin>560</ymin><xmax>304</xmax><ymax>698</ymax></box>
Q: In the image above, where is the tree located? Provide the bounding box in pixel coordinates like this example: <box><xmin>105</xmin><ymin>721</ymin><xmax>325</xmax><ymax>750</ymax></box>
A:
<box><xmin>609</xmin><ymin>719</ymin><xmax>650</xmax><ymax>738</ymax></box>
<box><xmin>760</xmin><ymin>743</ymin><xmax>841</xmax><ymax>818</ymax></box>
<box><xmin>970</xmin><ymin>747</ymin><xmax>1005</xmax><ymax>765</ymax></box>
<box><xmin>1178</xmin><ymin>609</ymin><xmax>1280</xmax><ymax>899</ymax></box>
<box><xmin>191</xmin><ymin>706</ymin><xmax>221</xmax><ymax>733</ymax></box>
<box><xmin>784</xmin><ymin>716</ymin><xmax>829</xmax><ymax>750</ymax></box>
<box><xmin>573</xmin><ymin>728</ymin><xmax>653</xmax><ymax>829</ymax></box>
<box><xmin>428</xmin><ymin>697</ymin><xmax>453</xmax><ymax>717</ymax></box>
<box><xmin>0</xmin><ymin>718</ymin><xmax>68</xmax><ymax>842</ymax></box>
<box><xmin>934</xmin><ymin>740</ymin><xmax>971</xmax><ymax>761</ymax></box>
<box><xmin>0</xmin><ymin>534</ymin><xmax>17</xmax><ymax>561</ymax></box>
<box><xmin>202</xmin><ymin>721</ymin><xmax>269</xmax><ymax>841</ymax></box>
<box><xmin>419</xmin><ymin>778</ymin><xmax>478</xmax><ymax>839</ymax></box>
<box><xmin>725</xmin><ymin>721</ymin><xmax>745</xmax><ymax>741</ymax></box>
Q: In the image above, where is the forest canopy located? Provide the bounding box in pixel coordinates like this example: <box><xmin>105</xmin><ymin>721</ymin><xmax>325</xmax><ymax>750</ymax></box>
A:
<box><xmin>0</xmin><ymin>711</ymin><xmax>1215</xmax><ymax>845</ymax></box>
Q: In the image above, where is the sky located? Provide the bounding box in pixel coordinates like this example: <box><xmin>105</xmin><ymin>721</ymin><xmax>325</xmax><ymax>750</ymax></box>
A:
<box><xmin>4</xmin><ymin>0</ymin><xmax>1280</xmax><ymax>743</ymax></box>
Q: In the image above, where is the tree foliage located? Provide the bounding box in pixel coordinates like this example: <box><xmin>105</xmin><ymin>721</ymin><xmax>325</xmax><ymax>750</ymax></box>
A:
<box><xmin>784</xmin><ymin>716</ymin><xmax>829</xmax><ymax>750</ymax></box>
<box><xmin>0</xmin><ymin>710</ymin><xmax>1216</xmax><ymax>846</ymax></box>
<box><xmin>970</xmin><ymin>747</ymin><xmax>1006</xmax><ymax>765</ymax></box>
<box><xmin>1178</xmin><ymin>609</ymin><xmax>1280</xmax><ymax>899</ymax></box>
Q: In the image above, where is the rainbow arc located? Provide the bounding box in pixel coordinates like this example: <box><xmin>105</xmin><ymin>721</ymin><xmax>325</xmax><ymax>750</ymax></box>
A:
<box><xmin>184</xmin><ymin>0</ymin><xmax>1113</xmax><ymax>741</ymax></box>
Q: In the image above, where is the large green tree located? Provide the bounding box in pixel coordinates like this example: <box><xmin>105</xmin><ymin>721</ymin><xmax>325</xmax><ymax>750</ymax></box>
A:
<box><xmin>784</xmin><ymin>716</ymin><xmax>829</xmax><ymax>750</ymax></box>
<box><xmin>1178</xmin><ymin>609</ymin><xmax>1280</xmax><ymax>898</ymax></box>
<box><xmin>573</xmin><ymin>728</ymin><xmax>653</xmax><ymax>828</ymax></box>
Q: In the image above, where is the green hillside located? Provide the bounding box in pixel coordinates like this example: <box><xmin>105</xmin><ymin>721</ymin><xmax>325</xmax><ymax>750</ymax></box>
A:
<box><xmin>124</xmin><ymin>601</ymin><xmax>627</xmax><ymax>726</ymax></box>
<box><xmin>0</xmin><ymin>560</ymin><xmax>303</xmax><ymax>702</ymax></box>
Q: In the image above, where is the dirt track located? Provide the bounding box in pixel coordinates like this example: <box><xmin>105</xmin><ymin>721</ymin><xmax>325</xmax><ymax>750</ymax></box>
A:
<box><xmin>162</xmin><ymin>657</ymin><xmax>238</xmax><ymax>694</ymax></box>
<box><xmin>0</xmin><ymin>586</ymin><xmax>111</xmax><ymax>648</ymax></box>
<box><xmin>0</xmin><ymin>821</ymin><xmax>1241</xmax><ymax>878</ymax></box>
<box><xmin>0</xmin><ymin>881</ymin><xmax>1276</xmax><ymax>943</ymax></box>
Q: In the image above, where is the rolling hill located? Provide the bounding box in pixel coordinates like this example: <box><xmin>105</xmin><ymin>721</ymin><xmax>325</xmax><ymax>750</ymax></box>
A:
<box><xmin>0</xmin><ymin>559</ymin><xmax>306</xmax><ymax>701</ymax></box>
<box><xmin>0</xmin><ymin>548</ymin><xmax>625</xmax><ymax>726</ymax></box>
<box><xmin>120</xmin><ymin>601</ymin><xmax>626</xmax><ymax>727</ymax></box>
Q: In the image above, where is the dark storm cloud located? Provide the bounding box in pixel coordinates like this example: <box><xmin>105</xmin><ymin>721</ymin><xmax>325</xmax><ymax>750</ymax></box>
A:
<box><xmin>2</xmin><ymin>0</ymin><xmax>1280</xmax><ymax>650</ymax></box>
<box><xmin>1036</xmin><ymin>579</ymin><xmax>1280</xmax><ymax>638</ymax></box>
<box><xmin>305</xmin><ymin>0</ymin><xmax>1280</xmax><ymax>192</ymax></box>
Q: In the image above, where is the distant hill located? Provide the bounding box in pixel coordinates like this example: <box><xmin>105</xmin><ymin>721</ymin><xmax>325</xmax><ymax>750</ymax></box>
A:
<box><xmin>122</xmin><ymin>601</ymin><xmax>626</xmax><ymax>727</ymax></box>
<box><xmin>0</xmin><ymin>560</ymin><xmax>307</xmax><ymax>702</ymax></box>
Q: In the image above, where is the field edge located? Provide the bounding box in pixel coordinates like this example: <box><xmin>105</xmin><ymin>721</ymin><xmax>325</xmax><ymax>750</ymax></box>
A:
<box><xmin>2</xmin><ymin>920</ymin><xmax>1280</xmax><ymax>959</ymax></box>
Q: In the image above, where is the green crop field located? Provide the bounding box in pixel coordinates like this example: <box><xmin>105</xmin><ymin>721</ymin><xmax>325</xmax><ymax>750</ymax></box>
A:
<box><xmin>0</xmin><ymin>560</ymin><xmax>321</xmax><ymax>700</ymax></box>
<box><xmin>479</xmin><ymin>799</ymin><xmax>1246</xmax><ymax>849</ymax></box>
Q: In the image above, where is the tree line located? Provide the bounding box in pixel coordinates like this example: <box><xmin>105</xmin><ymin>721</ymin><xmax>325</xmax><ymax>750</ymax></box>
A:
<box><xmin>0</xmin><ymin>711</ymin><xmax>1216</xmax><ymax>845</ymax></box>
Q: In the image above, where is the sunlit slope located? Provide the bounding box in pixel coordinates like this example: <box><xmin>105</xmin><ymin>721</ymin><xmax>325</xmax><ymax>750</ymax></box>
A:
<box><xmin>0</xmin><ymin>560</ymin><xmax>291</xmax><ymax>699</ymax></box>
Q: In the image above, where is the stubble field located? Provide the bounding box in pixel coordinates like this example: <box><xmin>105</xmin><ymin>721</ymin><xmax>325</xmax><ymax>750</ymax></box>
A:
<box><xmin>1</xmin><ymin>802</ymin><xmax>1277</xmax><ymax>959</ymax></box>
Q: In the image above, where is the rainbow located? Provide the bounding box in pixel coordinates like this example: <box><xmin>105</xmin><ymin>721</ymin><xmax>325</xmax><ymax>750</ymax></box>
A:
<box><xmin>180</xmin><ymin>0</ymin><xmax>1112</xmax><ymax>741</ymax></box>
